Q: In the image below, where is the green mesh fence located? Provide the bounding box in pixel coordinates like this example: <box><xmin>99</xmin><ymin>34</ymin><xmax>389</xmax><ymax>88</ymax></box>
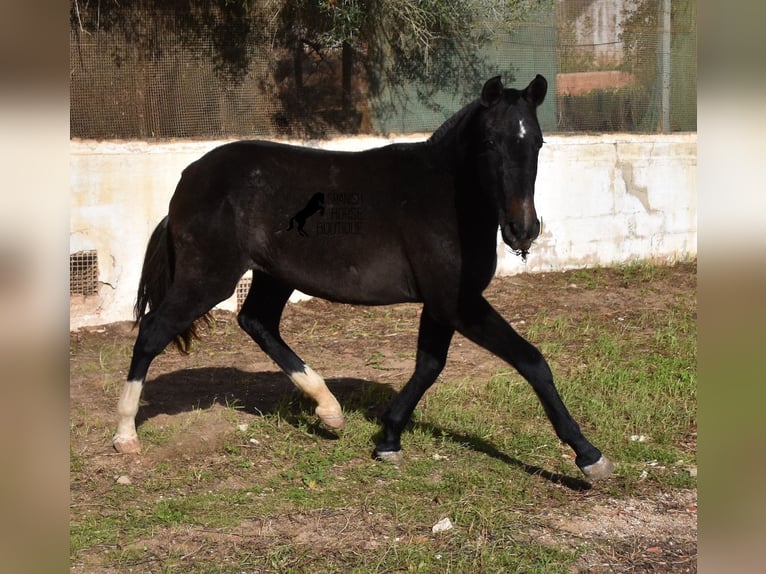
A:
<box><xmin>70</xmin><ymin>0</ymin><xmax>696</xmax><ymax>140</ymax></box>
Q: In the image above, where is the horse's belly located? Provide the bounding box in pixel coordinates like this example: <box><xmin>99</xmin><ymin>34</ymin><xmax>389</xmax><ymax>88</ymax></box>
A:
<box><xmin>262</xmin><ymin>241</ymin><xmax>420</xmax><ymax>306</ymax></box>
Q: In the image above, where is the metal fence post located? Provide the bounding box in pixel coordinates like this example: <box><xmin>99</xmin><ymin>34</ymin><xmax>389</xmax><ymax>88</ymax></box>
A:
<box><xmin>660</xmin><ymin>0</ymin><xmax>672</xmax><ymax>132</ymax></box>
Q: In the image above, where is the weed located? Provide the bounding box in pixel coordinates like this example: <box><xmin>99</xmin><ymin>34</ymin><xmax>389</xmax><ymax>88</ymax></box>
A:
<box><xmin>365</xmin><ymin>352</ymin><xmax>385</xmax><ymax>368</ymax></box>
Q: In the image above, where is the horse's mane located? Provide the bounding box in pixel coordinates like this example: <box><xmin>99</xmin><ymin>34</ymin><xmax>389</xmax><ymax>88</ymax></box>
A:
<box><xmin>427</xmin><ymin>99</ymin><xmax>481</xmax><ymax>145</ymax></box>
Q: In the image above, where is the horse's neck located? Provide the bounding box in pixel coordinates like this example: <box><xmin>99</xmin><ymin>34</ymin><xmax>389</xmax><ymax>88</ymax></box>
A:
<box><xmin>426</xmin><ymin>101</ymin><xmax>480</xmax><ymax>171</ymax></box>
<box><xmin>428</xmin><ymin>100</ymin><xmax>480</xmax><ymax>146</ymax></box>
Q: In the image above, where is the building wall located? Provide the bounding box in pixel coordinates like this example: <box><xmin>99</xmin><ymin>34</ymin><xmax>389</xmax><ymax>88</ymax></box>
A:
<box><xmin>566</xmin><ymin>0</ymin><xmax>628</xmax><ymax>65</ymax></box>
<box><xmin>70</xmin><ymin>133</ymin><xmax>697</xmax><ymax>329</ymax></box>
<box><xmin>497</xmin><ymin>133</ymin><xmax>697</xmax><ymax>275</ymax></box>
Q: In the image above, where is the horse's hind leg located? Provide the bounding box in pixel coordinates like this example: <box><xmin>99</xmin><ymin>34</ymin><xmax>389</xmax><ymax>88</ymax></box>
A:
<box><xmin>113</xmin><ymin>309</ymin><xmax>182</xmax><ymax>453</ymax></box>
<box><xmin>114</xmin><ymin>277</ymin><xmax>239</xmax><ymax>453</ymax></box>
<box><xmin>237</xmin><ymin>272</ymin><xmax>344</xmax><ymax>429</ymax></box>
<box><xmin>454</xmin><ymin>296</ymin><xmax>613</xmax><ymax>481</ymax></box>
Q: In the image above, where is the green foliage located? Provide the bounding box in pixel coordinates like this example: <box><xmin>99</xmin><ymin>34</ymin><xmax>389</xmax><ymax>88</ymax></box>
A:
<box><xmin>71</xmin><ymin>1</ymin><xmax>545</xmax><ymax>134</ymax></box>
<box><xmin>620</xmin><ymin>0</ymin><xmax>697</xmax><ymax>131</ymax></box>
<box><xmin>557</xmin><ymin>84</ymin><xmax>652</xmax><ymax>132</ymax></box>
<box><xmin>366</xmin><ymin>1</ymin><xmax>544</xmax><ymax>110</ymax></box>
<box><xmin>71</xmin><ymin>0</ymin><xmax>262</xmax><ymax>80</ymax></box>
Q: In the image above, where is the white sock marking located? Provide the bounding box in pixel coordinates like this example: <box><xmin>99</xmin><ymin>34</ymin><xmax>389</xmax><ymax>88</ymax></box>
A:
<box><xmin>115</xmin><ymin>379</ymin><xmax>143</xmax><ymax>441</ymax></box>
<box><xmin>289</xmin><ymin>365</ymin><xmax>326</xmax><ymax>396</ymax></box>
<box><xmin>289</xmin><ymin>365</ymin><xmax>344</xmax><ymax>427</ymax></box>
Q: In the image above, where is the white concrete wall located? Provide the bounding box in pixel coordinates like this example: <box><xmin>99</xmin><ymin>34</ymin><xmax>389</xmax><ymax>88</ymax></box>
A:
<box><xmin>496</xmin><ymin>133</ymin><xmax>697</xmax><ymax>275</ymax></box>
<box><xmin>70</xmin><ymin>133</ymin><xmax>697</xmax><ymax>329</ymax></box>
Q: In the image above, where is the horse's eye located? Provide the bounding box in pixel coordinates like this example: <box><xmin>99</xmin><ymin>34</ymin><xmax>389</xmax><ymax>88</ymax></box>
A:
<box><xmin>484</xmin><ymin>139</ymin><xmax>496</xmax><ymax>149</ymax></box>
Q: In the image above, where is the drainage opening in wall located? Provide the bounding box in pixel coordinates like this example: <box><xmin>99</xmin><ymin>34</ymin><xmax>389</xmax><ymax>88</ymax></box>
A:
<box><xmin>236</xmin><ymin>276</ymin><xmax>251</xmax><ymax>311</ymax></box>
<box><xmin>70</xmin><ymin>250</ymin><xmax>98</xmax><ymax>296</ymax></box>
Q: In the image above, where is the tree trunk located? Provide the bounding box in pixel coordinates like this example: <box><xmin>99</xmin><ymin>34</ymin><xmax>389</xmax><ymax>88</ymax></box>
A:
<box><xmin>294</xmin><ymin>37</ymin><xmax>304</xmax><ymax>98</ymax></box>
<box><xmin>342</xmin><ymin>41</ymin><xmax>353</xmax><ymax>113</ymax></box>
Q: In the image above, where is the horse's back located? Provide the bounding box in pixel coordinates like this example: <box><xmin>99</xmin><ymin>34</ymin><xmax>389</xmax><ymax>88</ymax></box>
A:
<box><xmin>167</xmin><ymin>139</ymin><xmax>452</xmax><ymax>306</ymax></box>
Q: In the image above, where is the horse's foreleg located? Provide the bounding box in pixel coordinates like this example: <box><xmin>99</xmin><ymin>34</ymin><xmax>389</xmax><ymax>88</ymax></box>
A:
<box><xmin>238</xmin><ymin>273</ymin><xmax>344</xmax><ymax>429</ymax></box>
<box><xmin>375</xmin><ymin>307</ymin><xmax>454</xmax><ymax>463</ymax></box>
<box><xmin>455</xmin><ymin>297</ymin><xmax>613</xmax><ymax>481</ymax></box>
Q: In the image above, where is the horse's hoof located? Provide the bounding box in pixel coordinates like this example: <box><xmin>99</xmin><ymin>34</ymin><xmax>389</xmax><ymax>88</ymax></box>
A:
<box><xmin>316</xmin><ymin>408</ymin><xmax>345</xmax><ymax>430</ymax></box>
<box><xmin>580</xmin><ymin>455</ymin><xmax>614</xmax><ymax>481</ymax></box>
<box><xmin>374</xmin><ymin>449</ymin><xmax>403</xmax><ymax>465</ymax></box>
<box><xmin>113</xmin><ymin>435</ymin><xmax>141</xmax><ymax>454</ymax></box>
<box><xmin>319</xmin><ymin>418</ymin><xmax>345</xmax><ymax>435</ymax></box>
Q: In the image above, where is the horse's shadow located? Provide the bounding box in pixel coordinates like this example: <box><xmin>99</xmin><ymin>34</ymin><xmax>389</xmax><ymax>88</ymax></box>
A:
<box><xmin>137</xmin><ymin>367</ymin><xmax>392</xmax><ymax>439</ymax></box>
<box><xmin>137</xmin><ymin>367</ymin><xmax>590</xmax><ymax>491</ymax></box>
<box><xmin>413</xmin><ymin>423</ymin><xmax>592</xmax><ymax>491</ymax></box>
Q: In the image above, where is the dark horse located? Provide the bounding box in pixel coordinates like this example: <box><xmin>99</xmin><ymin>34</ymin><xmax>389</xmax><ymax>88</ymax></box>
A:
<box><xmin>114</xmin><ymin>75</ymin><xmax>613</xmax><ymax>482</ymax></box>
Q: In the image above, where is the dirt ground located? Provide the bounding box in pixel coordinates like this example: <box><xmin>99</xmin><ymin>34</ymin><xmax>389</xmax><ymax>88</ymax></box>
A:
<box><xmin>70</xmin><ymin>261</ymin><xmax>697</xmax><ymax>572</ymax></box>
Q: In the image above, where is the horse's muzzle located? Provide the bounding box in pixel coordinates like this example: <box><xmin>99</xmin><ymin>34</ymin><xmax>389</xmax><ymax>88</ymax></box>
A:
<box><xmin>501</xmin><ymin>218</ymin><xmax>540</xmax><ymax>255</ymax></box>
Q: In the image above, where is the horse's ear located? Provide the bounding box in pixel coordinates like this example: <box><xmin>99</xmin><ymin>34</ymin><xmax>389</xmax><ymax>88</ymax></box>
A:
<box><xmin>480</xmin><ymin>76</ymin><xmax>504</xmax><ymax>107</ymax></box>
<box><xmin>523</xmin><ymin>74</ymin><xmax>547</xmax><ymax>107</ymax></box>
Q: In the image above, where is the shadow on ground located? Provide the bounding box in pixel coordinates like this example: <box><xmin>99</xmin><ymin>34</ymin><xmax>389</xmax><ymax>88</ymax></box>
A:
<box><xmin>137</xmin><ymin>366</ymin><xmax>591</xmax><ymax>489</ymax></box>
<box><xmin>137</xmin><ymin>367</ymin><xmax>396</xmax><ymax>427</ymax></box>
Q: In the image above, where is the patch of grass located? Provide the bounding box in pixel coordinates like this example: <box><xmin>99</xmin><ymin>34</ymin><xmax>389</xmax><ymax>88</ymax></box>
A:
<box><xmin>567</xmin><ymin>265</ymin><xmax>607</xmax><ymax>289</ymax></box>
<box><xmin>137</xmin><ymin>422</ymin><xmax>176</xmax><ymax>447</ymax></box>
<box><xmin>70</xmin><ymin>262</ymin><xmax>696</xmax><ymax>573</ymax></box>
<box><xmin>358</xmin><ymin>537</ymin><xmax>576</xmax><ymax>574</ymax></box>
<box><xmin>566</xmin><ymin>259</ymin><xmax>690</xmax><ymax>290</ymax></box>
<box><xmin>618</xmin><ymin>259</ymin><xmax>668</xmax><ymax>283</ymax></box>
<box><xmin>365</xmin><ymin>352</ymin><xmax>385</xmax><ymax>368</ymax></box>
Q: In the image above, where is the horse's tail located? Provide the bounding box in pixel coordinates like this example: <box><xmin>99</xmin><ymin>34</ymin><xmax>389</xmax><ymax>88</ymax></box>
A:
<box><xmin>133</xmin><ymin>216</ymin><xmax>204</xmax><ymax>354</ymax></box>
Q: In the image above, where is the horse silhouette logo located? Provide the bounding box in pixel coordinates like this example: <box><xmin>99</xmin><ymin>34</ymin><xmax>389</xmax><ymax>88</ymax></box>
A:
<box><xmin>287</xmin><ymin>192</ymin><xmax>325</xmax><ymax>236</ymax></box>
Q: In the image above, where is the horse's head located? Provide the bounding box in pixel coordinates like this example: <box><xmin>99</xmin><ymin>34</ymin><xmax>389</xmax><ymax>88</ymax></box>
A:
<box><xmin>475</xmin><ymin>75</ymin><xmax>547</xmax><ymax>258</ymax></box>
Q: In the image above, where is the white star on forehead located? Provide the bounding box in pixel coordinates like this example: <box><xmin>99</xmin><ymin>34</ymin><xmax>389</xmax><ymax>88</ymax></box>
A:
<box><xmin>518</xmin><ymin>119</ymin><xmax>527</xmax><ymax>139</ymax></box>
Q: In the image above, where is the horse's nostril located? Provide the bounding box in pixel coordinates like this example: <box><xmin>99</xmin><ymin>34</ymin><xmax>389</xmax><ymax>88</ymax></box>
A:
<box><xmin>510</xmin><ymin>219</ymin><xmax>539</xmax><ymax>241</ymax></box>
